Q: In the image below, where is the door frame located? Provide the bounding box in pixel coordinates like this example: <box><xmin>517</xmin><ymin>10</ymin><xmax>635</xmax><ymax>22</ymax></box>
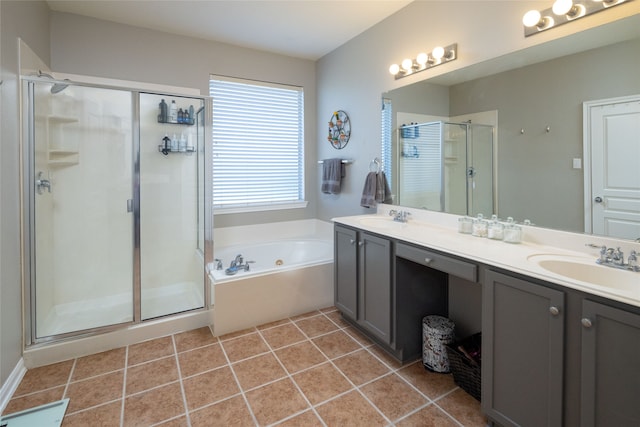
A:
<box><xmin>582</xmin><ymin>94</ymin><xmax>640</xmax><ymax>234</ymax></box>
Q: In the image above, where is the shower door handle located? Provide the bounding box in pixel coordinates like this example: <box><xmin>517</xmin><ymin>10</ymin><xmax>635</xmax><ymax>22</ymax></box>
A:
<box><xmin>36</xmin><ymin>171</ymin><xmax>51</xmax><ymax>194</ymax></box>
<box><xmin>127</xmin><ymin>199</ymin><xmax>133</xmax><ymax>213</ymax></box>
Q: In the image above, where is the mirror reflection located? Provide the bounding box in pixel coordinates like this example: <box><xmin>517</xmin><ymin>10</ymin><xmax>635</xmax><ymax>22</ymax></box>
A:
<box><xmin>383</xmin><ymin>21</ymin><xmax>640</xmax><ymax>240</ymax></box>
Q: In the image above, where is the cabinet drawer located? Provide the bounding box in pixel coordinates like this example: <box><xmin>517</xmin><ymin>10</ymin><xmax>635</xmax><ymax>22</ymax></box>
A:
<box><xmin>395</xmin><ymin>243</ymin><xmax>477</xmax><ymax>282</ymax></box>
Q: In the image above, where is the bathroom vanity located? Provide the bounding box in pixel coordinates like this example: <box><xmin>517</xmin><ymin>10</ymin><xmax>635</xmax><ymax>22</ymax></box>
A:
<box><xmin>333</xmin><ymin>207</ymin><xmax>640</xmax><ymax>427</ymax></box>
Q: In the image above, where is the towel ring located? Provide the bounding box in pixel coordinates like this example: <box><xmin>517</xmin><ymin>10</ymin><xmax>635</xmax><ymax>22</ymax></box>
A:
<box><xmin>370</xmin><ymin>158</ymin><xmax>381</xmax><ymax>173</ymax></box>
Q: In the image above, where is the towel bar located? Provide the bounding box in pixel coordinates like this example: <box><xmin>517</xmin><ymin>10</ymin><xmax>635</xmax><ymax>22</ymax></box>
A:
<box><xmin>317</xmin><ymin>159</ymin><xmax>354</xmax><ymax>164</ymax></box>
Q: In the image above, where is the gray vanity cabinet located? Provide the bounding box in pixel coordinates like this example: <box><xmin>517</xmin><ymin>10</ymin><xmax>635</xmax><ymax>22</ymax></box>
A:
<box><xmin>334</xmin><ymin>224</ymin><xmax>392</xmax><ymax>344</ymax></box>
<box><xmin>483</xmin><ymin>270</ymin><xmax>564</xmax><ymax>427</ymax></box>
<box><xmin>580</xmin><ymin>299</ymin><xmax>640</xmax><ymax>427</ymax></box>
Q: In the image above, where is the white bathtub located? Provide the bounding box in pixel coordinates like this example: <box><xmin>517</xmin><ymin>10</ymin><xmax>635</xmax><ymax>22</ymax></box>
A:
<box><xmin>210</xmin><ymin>219</ymin><xmax>334</xmax><ymax>335</ymax></box>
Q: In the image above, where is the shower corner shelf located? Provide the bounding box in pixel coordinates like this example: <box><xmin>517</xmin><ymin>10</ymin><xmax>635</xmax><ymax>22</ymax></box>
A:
<box><xmin>46</xmin><ymin>115</ymin><xmax>80</xmax><ymax>166</ymax></box>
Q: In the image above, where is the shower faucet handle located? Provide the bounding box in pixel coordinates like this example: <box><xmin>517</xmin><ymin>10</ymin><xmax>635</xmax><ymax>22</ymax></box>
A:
<box><xmin>36</xmin><ymin>171</ymin><xmax>51</xmax><ymax>194</ymax></box>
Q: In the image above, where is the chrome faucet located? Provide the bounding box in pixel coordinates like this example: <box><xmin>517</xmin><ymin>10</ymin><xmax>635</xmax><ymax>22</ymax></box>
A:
<box><xmin>389</xmin><ymin>209</ymin><xmax>411</xmax><ymax>223</ymax></box>
<box><xmin>214</xmin><ymin>259</ymin><xmax>223</xmax><ymax>270</ymax></box>
<box><xmin>225</xmin><ymin>254</ymin><xmax>251</xmax><ymax>275</ymax></box>
<box><xmin>590</xmin><ymin>244</ymin><xmax>640</xmax><ymax>272</ymax></box>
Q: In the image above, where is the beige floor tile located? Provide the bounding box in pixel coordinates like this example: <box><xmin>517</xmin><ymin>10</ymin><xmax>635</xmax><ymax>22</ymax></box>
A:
<box><xmin>292</xmin><ymin>363</ymin><xmax>352</xmax><ymax>405</ymax></box>
<box><xmin>62</xmin><ymin>401</ymin><xmax>122</xmax><ymax>427</ymax></box>
<box><xmin>289</xmin><ymin>310</ymin><xmax>321</xmax><ymax>321</ymax></box>
<box><xmin>274</xmin><ymin>409</ymin><xmax>324</xmax><ymax>426</ymax></box>
<box><xmin>333</xmin><ymin>349</ymin><xmax>391</xmax><ymax>386</ymax></box>
<box><xmin>436</xmin><ymin>388</ymin><xmax>487</xmax><ymax>427</ymax></box>
<box><xmin>396</xmin><ymin>404</ymin><xmax>459</xmax><ymax>427</ymax></box>
<box><xmin>312</xmin><ymin>330</ymin><xmax>361</xmax><ymax>359</ymax></box>
<box><xmin>13</xmin><ymin>360</ymin><xmax>73</xmax><ymax>396</ymax></box>
<box><xmin>260</xmin><ymin>323</ymin><xmax>306</xmax><ymax>349</ymax></box>
<box><xmin>232</xmin><ymin>353</ymin><xmax>287</xmax><ymax>391</ymax></box>
<box><xmin>128</xmin><ymin>336</ymin><xmax>174</xmax><ymax>366</ymax></box>
<box><xmin>189</xmin><ymin>395</ymin><xmax>255</xmax><ymax>427</ymax></box>
<box><xmin>221</xmin><ymin>333</ymin><xmax>269</xmax><ymax>363</ymax></box>
<box><xmin>2</xmin><ymin>387</ymin><xmax>64</xmax><ymax>416</ymax></box>
<box><xmin>343</xmin><ymin>326</ymin><xmax>374</xmax><ymax>347</ymax></box>
<box><xmin>218</xmin><ymin>327</ymin><xmax>257</xmax><ymax>342</ymax></box>
<box><xmin>367</xmin><ymin>345</ymin><xmax>404</xmax><ymax>369</ymax></box>
<box><xmin>123</xmin><ymin>382</ymin><xmax>185</xmax><ymax>426</ymax></box>
<box><xmin>182</xmin><ymin>366</ymin><xmax>240</xmax><ymax>410</ymax></box>
<box><xmin>274</xmin><ymin>341</ymin><xmax>328</xmax><ymax>374</ymax></box>
<box><xmin>155</xmin><ymin>416</ymin><xmax>189</xmax><ymax>426</ymax></box>
<box><xmin>178</xmin><ymin>343</ymin><xmax>227</xmax><ymax>377</ymax></box>
<box><xmin>324</xmin><ymin>310</ymin><xmax>351</xmax><ymax>329</ymax></box>
<box><xmin>256</xmin><ymin>318</ymin><xmax>291</xmax><ymax>330</ymax></box>
<box><xmin>174</xmin><ymin>327</ymin><xmax>217</xmax><ymax>352</ymax></box>
<box><xmin>295</xmin><ymin>316</ymin><xmax>338</xmax><ymax>338</ymax></box>
<box><xmin>360</xmin><ymin>373</ymin><xmax>427</xmax><ymax>422</ymax></box>
<box><xmin>126</xmin><ymin>356</ymin><xmax>179</xmax><ymax>395</ymax></box>
<box><xmin>72</xmin><ymin>347</ymin><xmax>126</xmax><ymax>381</ymax></box>
<box><xmin>65</xmin><ymin>371</ymin><xmax>124</xmax><ymax>414</ymax></box>
<box><xmin>245</xmin><ymin>378</ymin><xmax>308</xmax><ymax>426</ymax></box>
<box><xmin>315</xmin><ymin>390</ymin><xmax>387</xmax><ymax>427</ymax></box>
<box><xmin>397</xmin><ymin>361</ymin><xmax>457</xmax><ymax>399</ymax></box>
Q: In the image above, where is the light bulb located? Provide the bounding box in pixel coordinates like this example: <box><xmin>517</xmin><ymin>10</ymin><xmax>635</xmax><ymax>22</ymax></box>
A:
<box><xmin>389</xmin><ymin>64</ymin><xmax>400</xmax><ymax>75</ymax></box>
<box><xmin>522</xmin><ymin>9</ymin><xmax>542</xmax><ymax>27</ymax></box>
<box><xmin>432</xmin><ymin>46</ymin><xmax>445</xmax><ymax>60</ymax></box>
<box><xmin>552</xmin><ymin>0</ymin><xmax>573</xmax><ymax>15</ymax></box>
<box><xmin>401</xmin><ymin>58</ymin><xmax>413</xmax><ymax>71</ymax></box>
<box><xmin>416</xmin><ymin>53</ymin><xmax>428</xmax><ymax>66</ymax></box>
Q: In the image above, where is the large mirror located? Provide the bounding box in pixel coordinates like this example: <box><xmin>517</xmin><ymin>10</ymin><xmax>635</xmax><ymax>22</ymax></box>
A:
<box><xmin>383</xmin><ymin>15</ymin><xmax>640</xmax><ymax>239</ymax></box>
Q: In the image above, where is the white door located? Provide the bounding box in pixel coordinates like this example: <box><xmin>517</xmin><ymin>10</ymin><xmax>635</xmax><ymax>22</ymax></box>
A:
<box><xmin>585</xmin><ymin>96</ymin><xmax>640</xmax><ymax>240</ymax></box>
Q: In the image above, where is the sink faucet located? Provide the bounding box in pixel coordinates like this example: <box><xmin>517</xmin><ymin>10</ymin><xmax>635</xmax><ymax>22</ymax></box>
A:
<box><xmin>590</xmin><ymin>244</ymin><xmax>640</xmax><ymax>272</ymax></box>
<box><xmin>389</xmin><ymin>209</ymin><xmax>411</xmax><ymax>223</ymax></box>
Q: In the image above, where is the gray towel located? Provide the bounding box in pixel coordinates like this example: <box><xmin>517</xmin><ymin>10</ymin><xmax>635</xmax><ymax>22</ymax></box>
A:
<box><xmin>321</xmin><ymin>158</ymin><xmax>344</xmax><ymax>194</ymax></box>
<box><xmin>376</xmin><ymin>171</ymin><xmax>393</xmax><ymax>204</ymax></box>
<box><xmin>360</xmin><ymin>172</ymin><xmax>378</xmax><ymax>208</ymax></box>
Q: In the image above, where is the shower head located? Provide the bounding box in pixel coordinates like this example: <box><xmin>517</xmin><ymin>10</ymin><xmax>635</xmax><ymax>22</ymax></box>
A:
<box><xmin>50</xmin><ymin>81</ymin><xmax>70</xmax><ymax>94</ymax></box>
<box><xmin>35</xmin><ymin>70</ymin><xmax>70</xmax><ymax>94</ymax></box>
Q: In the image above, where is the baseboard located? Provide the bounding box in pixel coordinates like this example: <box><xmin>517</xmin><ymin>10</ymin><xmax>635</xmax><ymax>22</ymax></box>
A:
<box><xmin>0</xmin><ymin>357</ymin><xmax>26</xmax><ymax>414</ymax></box>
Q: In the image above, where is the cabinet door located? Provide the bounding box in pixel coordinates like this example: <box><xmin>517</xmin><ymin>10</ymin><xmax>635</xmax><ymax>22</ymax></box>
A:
<box><xmin>483</xmin><ymin>270</ymin><xmax>564</xmax><ymax>427</ymax></box>
<box><xmin>334</xmin><ymin>225</ymin><xmax>358</xmax><ymax>321</ymax></box>
<box><xmin>581</xmin><ymin>300</ymin><xmax>640</xmax><ymax>427</ymax></box>
<box><xmin>359</xmin><ymin>232</ymin><xmax>392</xmax><ymax>344</ymax></box>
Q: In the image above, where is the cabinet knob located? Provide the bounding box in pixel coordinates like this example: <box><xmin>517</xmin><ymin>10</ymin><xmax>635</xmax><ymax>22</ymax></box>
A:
<box><xmin>349</xmin><ymin>239</ymin><xmax>355</xmax><ymax>245</ymax></box>
<box><xmin>358</xmin><ymin>241</ymin><xmax>364</xmax><ymax>246</ymax></box>
<box><xmin>549</xmin><ymin>306</ymin><xmax>560</xmax><ymax>316</ymax></box>
<box><xmin>581</xmin><ymin>318</ymin><xmax>593</xmax><ymax>328</ymax></box>
<box><xmin>424</xmin><ymin>258</ymin><xmax>433</xmax><ymax>264</ymax></box>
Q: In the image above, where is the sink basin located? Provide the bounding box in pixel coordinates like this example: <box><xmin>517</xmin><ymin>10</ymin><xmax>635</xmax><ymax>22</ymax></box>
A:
<box><xmin>358</xmin><ymin>216</ymin><xmax>406</xmax><ymax>229</ymax></box>
<box><xmin>527</xmin><ymin>254</ymin><xmax>639</xmax><ymax>293</ymax></box>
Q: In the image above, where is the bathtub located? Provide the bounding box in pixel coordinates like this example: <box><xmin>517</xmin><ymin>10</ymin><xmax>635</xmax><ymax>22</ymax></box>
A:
<box><xmin>210</xmin><ymin>219</ymin><xmax>334</xmax><ymax>335</ymax></box>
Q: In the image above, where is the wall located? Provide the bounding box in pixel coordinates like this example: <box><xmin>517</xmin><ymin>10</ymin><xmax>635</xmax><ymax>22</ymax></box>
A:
<box><xmin>315</xmin><ymin>0</ymin><xmax>640</xmax><ymax>221</ymax></box>
<box><xmin>49</xmin><ymin>11</ymin><xmax>317</xmax><ymax>228</ymax></box>
<box><xmin>0</xmin><ymin>0</ymin><xmax>50</xmax><ymax>393</ymax></box>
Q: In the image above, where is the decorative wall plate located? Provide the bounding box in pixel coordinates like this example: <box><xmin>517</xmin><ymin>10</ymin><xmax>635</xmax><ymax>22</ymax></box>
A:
<box><xmin>327</xmin><ymin>110</ymin><xmax>351</xmax><ymax>149</ymax></box>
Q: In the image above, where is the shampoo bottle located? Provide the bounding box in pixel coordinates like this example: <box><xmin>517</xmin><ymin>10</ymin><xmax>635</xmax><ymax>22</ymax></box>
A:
<box><xmin>171</xmin><ymin>133</ymin><xmax>179</xmax><ymax>152</ymax></box>
<box><xmin>169</xmin><ymin>100</ymin><xmax>178</xmax><ymax>123</ymax></box>
<box><xmin>159</xmin><ymin>99</ymin><xmax>168</xmax><ymax>123</ymax></box>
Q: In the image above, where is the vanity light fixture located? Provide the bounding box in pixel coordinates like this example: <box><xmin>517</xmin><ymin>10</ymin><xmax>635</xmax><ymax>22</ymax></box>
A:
<box><xmin>523</xmin><ymin>0</ymin><xmax>629</xmax><ymax>37</ymax></box>
<box><xmin>389</xmin><ymin>43</ymin><xmax>457</xmax><ymax>80</ymax></box>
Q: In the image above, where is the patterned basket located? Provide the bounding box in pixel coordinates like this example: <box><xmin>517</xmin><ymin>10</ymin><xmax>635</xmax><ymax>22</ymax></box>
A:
<box><xmin>446</xmin><ymin>333</ymin><xmax>482</xmax><ymax>401</ymax></box>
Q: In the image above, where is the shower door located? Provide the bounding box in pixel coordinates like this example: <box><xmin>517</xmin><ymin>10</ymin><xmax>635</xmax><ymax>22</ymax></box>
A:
<box><xmin>466</xmin><ymin>124</ymin><xmax>494</xmax><ymax>217</ymax></box>
<box><xmin>27</xmin><ymin>81</ymin><xmax>135</xmax><ymax>339</ymax></box>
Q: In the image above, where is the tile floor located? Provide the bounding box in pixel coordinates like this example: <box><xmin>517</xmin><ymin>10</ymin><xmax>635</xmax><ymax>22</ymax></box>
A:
<box><xmin>3</xmin><ymin>307</ymin><xmax>487</xmax><ymax>426</ymax></box>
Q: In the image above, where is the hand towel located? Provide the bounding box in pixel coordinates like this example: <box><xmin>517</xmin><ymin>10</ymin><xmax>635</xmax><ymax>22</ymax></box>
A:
<box><xmin>360</xmin><ymin>172</ymin><xmax>378</xmax><ymax>208</ymax></box>
<box><xmin>321</xmin><ymin>158</ymin><xmax>344</xmax><ymax>194</ymax></box>
<box><xmin>375</xmin><ymin>171</ymin><xmax>393</xmax><ymax>204</ymax></box>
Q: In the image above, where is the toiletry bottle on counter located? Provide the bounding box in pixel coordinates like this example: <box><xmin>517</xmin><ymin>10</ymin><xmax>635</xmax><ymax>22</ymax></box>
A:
<box><xmin>169</xmin><ymin>100</ymin><xmax>178</xmax><ymax>123</ymax></box>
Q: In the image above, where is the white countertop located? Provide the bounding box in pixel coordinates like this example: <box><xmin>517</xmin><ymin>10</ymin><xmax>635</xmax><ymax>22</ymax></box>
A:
<box><xmin>333</xmin><ymin>205</ymin><xmax>640</xmax><ymax>308</ymax></box>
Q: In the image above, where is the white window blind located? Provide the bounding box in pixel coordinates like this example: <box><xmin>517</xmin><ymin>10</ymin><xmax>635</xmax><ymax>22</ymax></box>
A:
<box><xmin>210</xmin><ymin>76</ymin><xmax>305</xmax><ymax>211</ymax></box>
<box><xmin>381</xmin><ymin>98</ymin><xmax>393</xmax><ymax>187</ymax></box>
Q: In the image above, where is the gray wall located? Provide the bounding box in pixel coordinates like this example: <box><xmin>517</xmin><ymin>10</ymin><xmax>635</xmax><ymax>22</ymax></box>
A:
<box><xmin>1</xmin><ymin>0</ymin><xmax>50</xmax><ymax>388</ymax></box>
<box><xmin>50</xmin><ymin>11</ymin><xmax>318</xmax><ymax>228</ymax></box>
<box><xmin>449</xmin><ymin>38</ymin><xmax>640</xmax><ymax>232</ymax></box>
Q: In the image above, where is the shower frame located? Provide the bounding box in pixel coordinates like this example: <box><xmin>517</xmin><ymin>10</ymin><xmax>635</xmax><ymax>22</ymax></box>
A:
<box><xmin>20</xmin><ymin>75</ymin><xmax>214</xmax><ymax>346</ymax></box>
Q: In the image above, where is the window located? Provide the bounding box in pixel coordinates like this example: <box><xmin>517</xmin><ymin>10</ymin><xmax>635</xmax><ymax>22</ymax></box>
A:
<box><xmin>381</xmin><ymin>98</ymin><xmax>393</xmax><ymax>188</ymax></box>
<box><xmin>210</xmin><ymin>75</ymin><xmax>305</xmax><ymax>213</ymax></box>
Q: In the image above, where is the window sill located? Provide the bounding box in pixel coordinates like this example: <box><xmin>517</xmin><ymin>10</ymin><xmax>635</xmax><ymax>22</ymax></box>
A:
<box><xmin>213</xmin><ymin>201</ymin><xmax>308</xmax><ymax>215</ymax></box>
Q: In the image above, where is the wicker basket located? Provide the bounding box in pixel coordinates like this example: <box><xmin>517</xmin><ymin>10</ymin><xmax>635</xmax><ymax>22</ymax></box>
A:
<box><xmin>446</xmin><ymin>333</ymin><xmax>481</xmax><ymax>401</ymax></box>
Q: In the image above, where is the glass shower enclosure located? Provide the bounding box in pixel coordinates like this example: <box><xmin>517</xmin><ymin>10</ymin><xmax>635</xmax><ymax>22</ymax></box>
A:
<box><xmin>22</xmin><ymin>77</ymin><xmax>212</xmax><ymax>343</ymax></box>
<box><xmin>397</xmin><ymin>121</ymin><xmax>494</xmax><ymax>216</ymax></box>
